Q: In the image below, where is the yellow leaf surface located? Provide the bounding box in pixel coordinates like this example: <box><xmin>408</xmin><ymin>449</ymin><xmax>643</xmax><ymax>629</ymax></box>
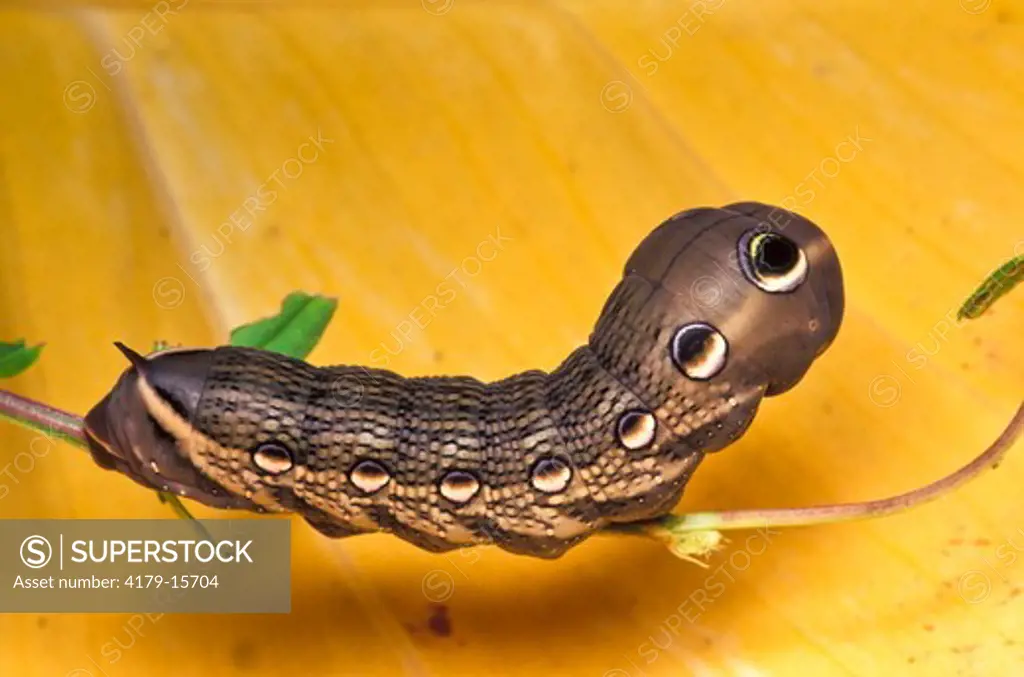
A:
<box><xmin>1</xmin><ymin>1</ymin><xmax>1022</xmax><ymax>675</ymax></box>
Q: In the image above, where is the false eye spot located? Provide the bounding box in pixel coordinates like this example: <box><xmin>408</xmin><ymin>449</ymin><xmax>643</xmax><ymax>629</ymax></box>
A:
<box><xmin>616</xmin><ymin>410</ymin><xmax>657</xmax><ymax>450</ymax></box>
<box><xmin>671</xmin><ymin>323</ymin><xmax>728</xmax><ymax>380</ymax></box>
<box><xmin>349</xmin><ymin>459</ymin><xmax>391</xmax><ymax>494</ymax></box>
<box><xmin>530</xmin><ymin>457</ymin><xmax>572</xmax><ymax>494</ymax></box>
<box><xmin>738</xmin><ymin>230</ymin><xmax>808</xmax><ymax>293</ymax></box>
<box><xmin>439</xmin><ymin>470</ymin><xmax>480</xmax><ymax>503</ymax></box>
<box><xmin>252</xmin><ymin>442</ymin><xmax>294</xmax><ymax>474</ymax></box>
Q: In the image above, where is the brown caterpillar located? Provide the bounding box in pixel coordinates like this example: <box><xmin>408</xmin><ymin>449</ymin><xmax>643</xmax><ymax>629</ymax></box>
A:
<box><xmin>84</xmin><ymin>202</ymin><xmax>844</xmax><ymax>559</ymax></box>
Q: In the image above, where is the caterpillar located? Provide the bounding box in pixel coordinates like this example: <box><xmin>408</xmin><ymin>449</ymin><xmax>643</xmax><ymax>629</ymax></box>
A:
<box><xmin>83</xmin><ymin>201</ymin><xmax>844</xmax><ymax>559</ymax></box>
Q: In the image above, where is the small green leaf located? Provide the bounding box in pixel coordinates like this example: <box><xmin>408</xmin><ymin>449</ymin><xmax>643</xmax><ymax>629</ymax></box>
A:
<box><xmin>0</xmin><ymin>340</ymin><xmax>44</xmax><ymax>378</ymax></box>
<box><xmin>156</xmin><ymin>491</ymin><xmax>211</xmax><ymax>539</ymax></box>
<box><xmin>662</xmin><ymin>529</ymin><xmax>725</xmax><ymax>567</ymax></box>
<box><xmin>229</xmin><ymin>292</ymin><xmax>338</xmax><ymax>359</ymax></box>
<box><xmin>958</xmin><ymin>255</ymin><xmax>1024</xmax><ymax>320</ymax></box>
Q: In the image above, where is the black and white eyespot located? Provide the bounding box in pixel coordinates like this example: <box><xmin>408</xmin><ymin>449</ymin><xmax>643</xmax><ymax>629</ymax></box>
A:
<box><xmin>439</xmin><ymin>470</ymin><xmax>480</xmax><ymax>504</ymax></box>
<box><xmin>671</xmin><ymin>322</ymin><xmax>728</xmax><ymax>381</ymax></box>
<box><xmin>738</xmin><ymin>230</ymin><xmax>808</xmax><ymax>293</ymax></box>
<box><xmin>349</xmin><ymin>459</ymin><xmax>391</xmax><ymax>494</ymax></box>
<box><xmin>531</xmin><ymin>457</ymin><xmax>572</xmax><ymax>494</ymax></box>
<box><xmin>252</xmin><ymin>442</ymin><xmax>294</xmax><ymax>474</ymax></box>
<box><xmin>616</xmin><ymin>410</ymin><xmax>657</xmax><ymax>450</ymax></box>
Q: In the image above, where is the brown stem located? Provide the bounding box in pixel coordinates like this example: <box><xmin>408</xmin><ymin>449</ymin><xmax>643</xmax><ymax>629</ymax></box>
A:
<box><xmin>615</xmin><ymin>401</ymin><xmax>1024</xmax><ymax>536</ymax></box>
<box><xmin>2</xmin><ymin>387</ymin><xmax>1022</xmax><ymax>540</ymax></box>
<box><xmin>0</xmin><ymin>388</ymin><xmax>88</xmax><ymax>447</ymax></box>
<box><xmin>0</xmin><ymin>387</ymin><xmax>204</xmax><ymax>528</ymax></box>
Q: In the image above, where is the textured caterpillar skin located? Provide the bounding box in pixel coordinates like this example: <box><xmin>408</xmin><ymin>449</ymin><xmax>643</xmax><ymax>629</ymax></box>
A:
<box><xmin>84</xmin><ymin>202</ymin><xmax>844</xmax><ymax>559</ymax></box>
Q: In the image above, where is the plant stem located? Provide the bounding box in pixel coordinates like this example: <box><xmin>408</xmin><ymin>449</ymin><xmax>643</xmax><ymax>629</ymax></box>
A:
<box><xmin>608</xmin><ymin>402</ymin><xmax>1024</xmax><ymax>542</ymax></box>
<box><xmin>0</xmin><ymin>389</ymin><xmax>87</xmax><ymax>447</ymax></box>
<box><xmin>1</xmin><ymin>386</ymin><xmax>1022</xmax><ymax>560</ymax></box>
<box><xmin>0</xmin><ymin>387</ymin><xmax>204</xmax><ymax>528</ymax></box>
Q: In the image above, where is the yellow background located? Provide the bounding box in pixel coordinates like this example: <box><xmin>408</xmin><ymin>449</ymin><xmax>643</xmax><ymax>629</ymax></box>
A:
<box><xmin>1</xmin><ymin>1</ymin><xmax>1022</xmax><ymax>675</ymax></box>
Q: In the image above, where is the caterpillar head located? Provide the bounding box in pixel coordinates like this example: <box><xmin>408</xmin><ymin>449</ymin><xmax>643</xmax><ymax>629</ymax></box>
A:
<box><xmin>590</xmin><ymin>201</ymin><xmax>844</xmax><ymax>452</ymax></box>
<box><xmin>642</xmin><ymin>201</ymin><xmax>844</xmax><ymax>396</ymax></box>
<box><xmin>82</xmin><ymin>345</ymin><xmax>259</xmax><ymax>510</ymax></box>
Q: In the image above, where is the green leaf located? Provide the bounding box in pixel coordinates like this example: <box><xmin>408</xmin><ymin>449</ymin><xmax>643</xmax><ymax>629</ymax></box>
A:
<box><xmin>0</xmin><ymin>340</ymin><xmax>44</xmax><ymax>378</ymax></box>
<box><xmin>229</xmin><ymin>292</ymin><xmax>338</xmax><ymax>359</ymax></box>
<box><xmin>958</xmin><ymin>255</ymin><xmax>1024</xmax><ymax>320</ymax></box>
<box><xmin>156</xmin><ymin>491</ymin><xmax>210</xmax><ymax>539</ymax></box>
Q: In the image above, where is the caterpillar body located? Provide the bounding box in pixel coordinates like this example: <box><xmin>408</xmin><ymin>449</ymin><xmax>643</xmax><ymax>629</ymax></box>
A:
<box><xmin>84</xmin><ymin>202</ymin><xmax>844</xmax><ymax>559</ymax></box>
